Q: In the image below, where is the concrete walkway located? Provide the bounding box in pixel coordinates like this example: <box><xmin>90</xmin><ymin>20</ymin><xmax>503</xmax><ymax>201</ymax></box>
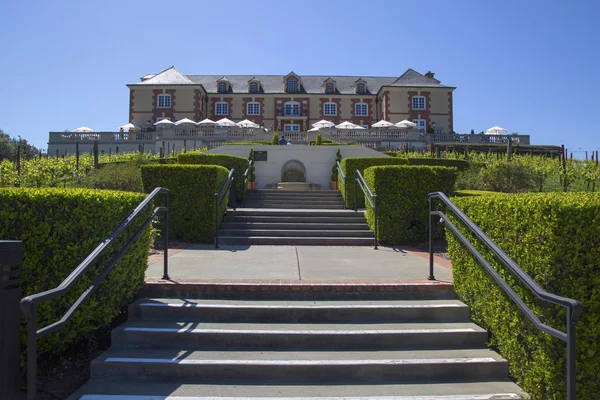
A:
<box><xmin>146</xmin><ymin>245</ymin><xmax>453</xmax><ymax>282</ymax></box>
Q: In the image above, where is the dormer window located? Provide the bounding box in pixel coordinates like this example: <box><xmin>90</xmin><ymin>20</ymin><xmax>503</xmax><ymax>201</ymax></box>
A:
<box><xmin>287</xmin><ymin>78</ymin><xmax>297</xmax><ymax>93</ymax></box>
<box><xmin>354</xmin><ymin>78</ymin><xmax>367</xmax><ymax>94</ymax></box>
<box><xmin>250</xmin><ymin>83</ymin><xmax>258</xmax><ymax>93</ymax></box>
<box><xmin>219</xmin><ymin>82</ymin><xmax>226</xmax><ymax>92</ymax></box>
<box><xmin>326</xmin><ymin>83</ymin><xmax>334</xmax><ymax>93</ymax></box>
<box><xmin>357</xmin><ymin>84</ymin><xmax>365</xmax><ymax>93</ymax></box>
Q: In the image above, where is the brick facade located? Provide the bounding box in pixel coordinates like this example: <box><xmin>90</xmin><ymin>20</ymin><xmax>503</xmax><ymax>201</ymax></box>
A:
<box><xmin>242</xmin><ymin>97</ymin><xmax>266</xmax><ymax>126</ymax></box>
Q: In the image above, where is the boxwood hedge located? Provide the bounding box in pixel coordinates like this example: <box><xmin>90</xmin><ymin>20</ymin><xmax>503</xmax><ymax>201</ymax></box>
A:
<box><xmin>363</xmin><ymin>165</ymin><xmax>457</xmax><ymax>243</ymax></box>
<box><xmin>0</xmin><ymin>188</ymin><xmax>153</xmax><ymax>363</ymax></box>
<box><xmin>446</xmin><ymin>192</ymin><xmax>600</xmax><ymax>399</ymax></box>
<box><xmin>141</xmin><ymin>164</ymin><xmax>229</xmax><ymax>242</ymax></box>
<box><xmin>178</xmin><ymin>152</ymin><xmax>248</xmax><ymax>201</ymax></box>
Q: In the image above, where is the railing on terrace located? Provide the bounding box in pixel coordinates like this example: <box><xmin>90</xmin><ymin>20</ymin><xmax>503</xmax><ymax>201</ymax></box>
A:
<box><xmin>214</xmin><ymin>169</ymin><xmax>236</xmax><ymax>249</ymax></box>
<box><xmin>159</xmin><ymin>126</ymin><xmax>263</xmax><ymax>139</ymax></box>
<box><xmin>430</xmin><ymin>133</ymin><xmax>530</xmax><ymax>145</ymax></box>
<box><xmin>20</xmin><ymin>187</ymin><xmax>170</xmax><ymax>400</ymax></box>
<box><xmin>50</xmin><ymin>132</ymin><xmax>156</xmax><ymax>143</ymax></box>
<box><xmin>354</xmin><ymin>170</ymin><xmax>378</xmax><ymax>249</ymax></box>
<box><xmin>283</xmin><ymin>132</ymin><xmax>308</xmax><ymax>142</ymax></box>
<box><xmin>427</xmin><ymin>192</ymin><xmax>582</xmax><ymax>400</ymax></box>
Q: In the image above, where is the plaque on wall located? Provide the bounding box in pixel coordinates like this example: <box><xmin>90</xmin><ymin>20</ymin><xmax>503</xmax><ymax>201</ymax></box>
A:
<box><xmin>254</xmin><ymin>151</ymin><xmax>267</xmax><ymax>161</ymax></box>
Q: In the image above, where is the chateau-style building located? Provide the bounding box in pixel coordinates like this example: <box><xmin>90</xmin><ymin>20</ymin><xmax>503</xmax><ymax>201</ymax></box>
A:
<box><xmin>127</xmin><ymin>66</ymin><xmax>456</xmax><ymax>134</ymax></box>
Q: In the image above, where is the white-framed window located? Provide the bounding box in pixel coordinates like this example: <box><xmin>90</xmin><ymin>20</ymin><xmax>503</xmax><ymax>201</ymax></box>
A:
<box><xmin>287</xmin><ymin>78</ymin><xmax>297</xmax><ymax>93</ymax></box>
<box><xmin>219</xmin><ymin>82</ymin><xmax>226</xmax><ymax>92</ymax></box>
<box><xmin>412</xmin><ymin>96</ymin><xmax>426</xmax><ymax>110</ymax></box>
<box><xmin>357</xmin><ymin>84</ymin><xmax>365</xmax><ymax>93</ymax></box>
<box><xmin>247</xmin><ymin>102</ymin><xmax>260</xmax><ymax>115</ymax></box>
<box><xmin>250</xmin><ymin>83</ymin><xmax>258</xmax><ymax>93</ymax></box>
<box><xmin>284</xmin><ymin>124</ymin><xmax>300</xmax><ymax>131</ymax></box>
<box><xmin>284</xmin><ymin>101</ymin><xmax>300</xmax><ymax>116</ymax></box>
<box><xmin>326</xmin><ymin>83</ymin><xmax>334</xmax><ymax>93</ymax></box>
<box><xmin>157</xmin><ymin>94</ymin><xmax>171</xmax><ymax>108</ymax></box>
<box><xmin>413</xmin><ymin>119</ymin><xmax>426</xmax><ymax>131</ymax></box>
<box><xmin>435</xmin><ymin>128</ymin><xmax>444</xmax><ymax>135</ymax></box>
<box><xmin>323</xmin><ymin>102</ymin><xmax>337</xmax><ymax>116</ymax></box>
<box><xmin>215</xmin><ymin>102</ymin><xmax>229</xmax><ymax>115</ymax></box>
<box><xmin>355</xmin><ymin>103</ymin><xmax>368</xmax><ymax>116</ymax></box>
<box><xmin>155</xmin><ymin>116</ymin><xmax>171</xmax><ymax>122</ymax></box>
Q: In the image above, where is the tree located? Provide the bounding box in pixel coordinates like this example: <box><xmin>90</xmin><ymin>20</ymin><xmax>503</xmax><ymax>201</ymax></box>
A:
<box><xmin>0</xmin><ymin>129</ymin><xmax>40</xmax><ymax>161</ymax></box>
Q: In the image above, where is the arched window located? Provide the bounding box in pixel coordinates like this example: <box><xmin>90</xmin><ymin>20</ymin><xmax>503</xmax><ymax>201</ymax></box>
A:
<box><xmin>284</xmin><ymin>101</ymin><xmax>300</xmax><ymax>116</ymax></box>
<box><xmin>287</xmin><ymin>78</ymin><xmax>297</xmax><ymax>93</ymax></box>
<box><xmin>157</xmin><ymin>94</ymin><xmax>171</xmax><ymax>108</ymax></box>
<box><xmin>219</xmin><ymin>82</ymin><xmax>226</xmax><ymax>93</ymax></box>
<box><xmin>326</xmin><ymin>83</ymin><xmax>334</xmax><ymax>93</ymax></box>
<box><xmin>323</xmin><ymin>102</ymin><xmax>337</xmax><ymax>116</ymax></box>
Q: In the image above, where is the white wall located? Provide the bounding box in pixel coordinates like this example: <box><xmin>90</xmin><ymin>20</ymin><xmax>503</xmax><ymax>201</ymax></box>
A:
<box><xmin>207</xmin><ymin>145</ymin><xmax>389</xmax><ymax>189</ymax></box>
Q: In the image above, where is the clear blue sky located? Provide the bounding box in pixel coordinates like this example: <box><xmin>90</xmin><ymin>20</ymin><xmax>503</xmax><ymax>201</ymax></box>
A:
<box><xmin>1</xmin><ymin>0</ymin><xmax>598</xmax><ymax>156</ymax></box>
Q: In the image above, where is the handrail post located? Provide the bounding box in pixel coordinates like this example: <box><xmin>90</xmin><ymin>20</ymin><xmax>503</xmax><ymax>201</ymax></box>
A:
<box><xmin>231</xmin><ymin>175</ymin><xmax>236</xmax><ymax>211</ymax></box>
<box><xmin>214</xmin><ymin>193</ymin><xmax>219</xmax><ymax>249</ymax></box>
<box><xmin>428</xmin><ymin>196</ymin><xmax>435</xmax><ymax>280</ymax></box>
<box><xmin>26</xmin><ymin>306</ymin><xmax>37</xmax><ymax>400</ymax></box>
<box><xmin>162</xmin><ymin>190</ymin><xmax>170</xmax><ymax>280</ymax></box>
<box><xmin>566</xmin><ymin>310</ymin><xmax>576</xmax><ymax>400</ymax></box>
<box><xmin>373</xmin><ymin>194</ymin><xmax>378</xmax><ymax>250</ymax></box>
<box><xmin>353</xmin><ymin>170</ymin><xmax>357</xmax><ymax>212</ymax></box>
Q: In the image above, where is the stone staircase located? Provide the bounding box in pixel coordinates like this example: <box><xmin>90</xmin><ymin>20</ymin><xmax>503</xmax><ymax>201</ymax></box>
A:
<box><xmin>217</xmin><ymin>190</ymin><xmax>374</xmax><ymax>246</ymax></box>
<box><xmin>72</xmin><ymin>284</ymin><xmax>527</xmax><ymax>399</ymax></box>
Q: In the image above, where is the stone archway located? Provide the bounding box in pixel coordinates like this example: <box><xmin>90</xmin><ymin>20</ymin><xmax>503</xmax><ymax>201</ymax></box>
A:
<box><xmin>281</xmin><ymin>160</ymin><xmax>306</xmax><ymax>182</ymax></box>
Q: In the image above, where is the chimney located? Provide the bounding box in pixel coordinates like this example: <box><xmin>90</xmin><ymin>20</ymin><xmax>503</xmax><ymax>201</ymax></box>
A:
<box><xmin>425</xmin><ymin>71</ymin><xmax>435</xmax><ymax>79</ymax></box>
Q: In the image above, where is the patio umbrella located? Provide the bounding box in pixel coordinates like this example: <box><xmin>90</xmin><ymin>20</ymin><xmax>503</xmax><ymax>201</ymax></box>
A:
<box><xmin>335</xmin><ymin>121</ymin><xmax>365</xmax><ymax>129</ymax></box>
<box><xmin>119</xmin><ymin>123</ymin><xmax>139</xmax><ymax>132</ymax></box>
<box><xmin>485</xmin><ymin>126</ymin><xmax>507</xmax><ymax>135</ymax></box>
<box><xmin>197</xmin><ymin>118</ymin><xmax>216</xmax><ymax>125</ymax></box>
<box><xmin>174</xmin><ymin>118</ymin><xmax>198</xmax><ymax>126</ymax></box>
<box><xmin>312</xmin><ymin>119</ymin><xmax>335</xmax><ymax>129</ymax></box>
<box><xmin>308</xmin><ymin>127</ymin><xmax>320</xmax><ymax>132</ymax></box>
<box><xmin>153</xmin><ymin>119</ymin><xmax>175</xmax><ymax>126</ymax></box>
<box><xmin>215</xmin><ymin>118</ymin><xmax>237</xmax><ymax>126</ymax></box>
<box><xmin>395</xmin><ymin>120</ymin><xmax>417</xmax><ymax>128</ymax></box>
<box><xmin>236</xmin><ymin>119</ymin><xmax>260</xmax><ymax>128</ymax></box>
<box><xmin>73</xmin><ymin>126</ymin><xmax>94</xmax><ymax>132</ymax></box>
<box><xmin>372</xmin><ymin>120</ymin><xmax>395</xmax><ymax>128</ymax></box>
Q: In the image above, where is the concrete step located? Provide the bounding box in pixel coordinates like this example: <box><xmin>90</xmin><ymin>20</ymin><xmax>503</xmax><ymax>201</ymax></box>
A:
<box><xmin>90</xmin><ymin>348</ymin><xmax>508</xmax><ymax>383</ymax></box>
<box><xmin>241</xmin><ymin>203</ymin><xmax>346</xmax><ymax>209</ymax></box>
<box><xmin>74</xmin><ymin>381</ymin><xmax>527</xmax><ymax>399</ymax></box>
<box><xmin>228</xmin><ymin>209</ymin><xmax>361</xmax><ymax>217</ymax></box>
<box><xmin>245</xmin><ymin>191</ymin><xmax>344</xmax><ymax>198</ymax></box>
<box><xmin>243</xmin><ymin>200</ymin><xmax>346</xmax><ymax>206</ymax></box>
<box><xmin>223</xmin><ymin>215</ymin><xmax>368</xmax><ymax>224</ymax></box>
<box><xmin>129</xmin><ymin>298</ymin><xmax>472</xmax><ymax>323</ymax></box>
<box><xmin>218</xmin><ymin>229</ymin><xmax>374</xmax><ymax>238</ymax></box>
<box><xmin>111</xmin><ymin>320</ymin><xmax>488</xmax><ymax>350</ymax></box>
<box><xmin>220</xmin><ymin>222</ymin><xmax>370</xmax><ymax>230</ymax></box>
<box><xmin>216</xmin><ymin>236</ymin><xmax>375</xmax><ymax>246</ymax></box>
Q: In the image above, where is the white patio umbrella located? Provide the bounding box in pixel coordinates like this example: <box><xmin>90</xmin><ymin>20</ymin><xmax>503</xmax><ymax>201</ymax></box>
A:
<box><xmin>336</xmin><ymin>121</ymin><xmax>365</xmax><ymax>129</ymax></box>
<box><xmin>174</xmin><ymin>118</ymin><xmax>198</xmax><ymax>126</ymax></box>
<box><xmin>485</xmin><ymin>126</ymin><xmax>507</xmax><ymax>135</ymax></box>
<box><xmin>236</xmin><ymin>119</ymin><xmax>260</xmax><ymax>128</ymax></box>
<box><xmin>395</xmin><ymin>120</ymin><xmax>417</xmax><ymax>128</ymax></box>
<box><xmin>312</xmin><ymin>119</ymin><xmax>335</xmax><ymax>129</ymax></box>
<box><xmin>372</xmin><ymin>120</ymin><xmax>395</xmax><ymax>128</ymax></box>
<box><xmin>308</xmin><ymin>127</ymin><xmax>320</xmax><ymax>132</ymax></box>
<box><xmin>119</xmin><ymin>123</ymin><xmax>139</xmax><ymax>132</ymax></box>
<box><xmin>215</xmin><ymin>118</ymin><xmax>237</xmax><ymax>126</ymax></box>
<box><xmin>197</xmin><ymin>118</ymin><xmax>216</xmax><ymax>125</ymax></box>
<box><xmin>73</xmin><ymin>126</ymin><xmax>94</xmax><ymax>132</ymax></box>
<box><xmin>153</xmin><ymin>118</ymin><xmax>175</xmax><ymax>126</ymax></box>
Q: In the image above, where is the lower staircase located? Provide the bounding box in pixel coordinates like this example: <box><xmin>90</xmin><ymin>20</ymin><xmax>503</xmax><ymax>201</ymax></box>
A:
<box><xmin>217</xmin><ymin>190</ymin><xmax>374</xmax><ymax>246</ymax></box>
<box><xmin>72</xmin><ymin>284</ymin><xmax>527</xmax><ymax>399</ymax></box>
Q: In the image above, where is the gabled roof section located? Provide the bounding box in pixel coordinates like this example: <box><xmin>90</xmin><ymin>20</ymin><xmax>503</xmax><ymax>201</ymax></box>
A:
<box><xmin>135</xmin><ymin>66</ymin><xmax>194</xmax><ymax>85</ymax></box>
<box><xmin>284</xmin><ymin>71</ymin><xmax>300</xmax><ymax>80</ymax></box>
<box><xmin>390</xmin><ymin>69</ymin><xmax>445</xmax><ymax>87</ymax></box>
<box><xmin>323</xmin><ymin>77</ymin><xmax>337</xmax><ymax>83</ymax></box>
<box><xmin>354</xmin><ymin>78</ymin><xmax>367</xmax><ymax>84</ymax></box>
<box><xmin>248</xmin><ymin>77</ymin><xmax>260</xmax><ymax>82</ymax></box>
<box><xmin>217</xmin><ymin>76</ymin><xmax>229</xmax><ymax>82</ymax></box>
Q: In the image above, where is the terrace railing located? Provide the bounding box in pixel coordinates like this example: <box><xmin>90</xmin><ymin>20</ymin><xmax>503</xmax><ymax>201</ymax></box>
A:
<box><xmin>430</xmin><ymin>133</ymin><xmax>530</xmax><ymax>145</ymax></box>
<box><xmin>427</xmin><ymin>191</ymin><xmax>582</xmax><ymax>399</ymax></box>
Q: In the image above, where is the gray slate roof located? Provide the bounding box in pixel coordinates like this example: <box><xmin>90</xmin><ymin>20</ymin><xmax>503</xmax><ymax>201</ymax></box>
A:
<box><xmin>131</xmin><ymin>67</ymin><xmax>453</xmax><ymax>93</ymax></box>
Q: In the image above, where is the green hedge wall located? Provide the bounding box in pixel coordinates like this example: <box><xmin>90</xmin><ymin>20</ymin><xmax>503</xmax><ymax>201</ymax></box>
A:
<box><xmin>363</xmin><ymin>166</ymin><xmax>457</xmax><ymax>243</ymax></box>
<box><xmin>406</xmin><ymin>158</ymin><xmax>469</xmax><ymax>171</ymax></box>
<box><xmin>339</xmin><ymin>157</ymin><xmax>408</xmax><ymax>209</ymax></box>
<box><xmin>446</xmin><ymin>192</ymin><xmax>600</xmax><ymax>399</ymax></box>
<box><xmin>0</xmin><ymin>188</ymin><xmax>152</xmax><ymax>363</ymax></box>
<box><xmin>141</xmin><ymin>164</ymin><xmax>229</xmax><ymax>242</ymax></box>
<box><xmin>178</xmin><ymin>152</ymin><xmax>247</xmax><ymax>201</ymax></box>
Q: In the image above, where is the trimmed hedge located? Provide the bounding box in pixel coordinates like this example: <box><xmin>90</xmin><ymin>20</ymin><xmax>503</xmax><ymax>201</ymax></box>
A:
<box><xmin>178</xmin><ymin>152</ymin><xmax>247</xmax><ymax>201</ymax></box>
<box><xmin>0</xmin><ymin>188</ymin><xmax>152</xmax><ymax>363</ymax></box>
<box><xmin>339</xmin><ymin>157</ymin><xmax>408</xmax><ymax>209</ymax></box>
<box><xmin>446</xmin><ymin>193</ymin><xmax>600</xmax><ymax>399</ymax></box>
<box><xmin>363</xmin><ymin>166</ymin><xmax>457</xmax><ymax>243</ymax></box>
<box><xmin>141</xmin><ymin>164</ymin><xmax>229</xmax><ymax>242</ymax></box>
<box><xmin>406</xmin><ymin>158</ymin><xmax>469</xmax><ymax>171</ymax></box>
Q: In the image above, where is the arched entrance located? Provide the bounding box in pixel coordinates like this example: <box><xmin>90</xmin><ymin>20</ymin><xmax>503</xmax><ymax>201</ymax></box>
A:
<box><xmin>281</xmin><ymin>160</ymin><xmax>306</xmax><ymax>182</ymax></box>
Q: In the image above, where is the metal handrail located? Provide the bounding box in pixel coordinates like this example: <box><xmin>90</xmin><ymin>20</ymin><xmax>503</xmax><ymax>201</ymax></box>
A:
<box><xmin>336</xmin><ymin>161</ymin><xmax>347</xmax><ymax>209</ymax></box>
<box><xmin>20</xmin><ymin>187</ymin><xmax>170</xmax><ymax>400</ymax></box>
<box><xmin>214</xmin><ymin>169</ymin><xmax>236</xmax><ymax>248</ymax></box>
<box><xmin>353</xmin><ymin>170</ymin><xmax>378</xmax><ymax>249</ymax></box>
<box><xmin>428</xmin><ymin>191</ymin><xmax>582</xmax><ymax>399</ymax></box>
<box><xmin>242</xmin><ymin>159</ymin><xmax>253</xmax><ymax>207</ymax></box>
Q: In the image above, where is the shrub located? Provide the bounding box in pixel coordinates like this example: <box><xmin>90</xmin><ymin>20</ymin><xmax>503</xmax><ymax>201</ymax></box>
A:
<box><xmin>141</xmin><ymin>164</ymin><xmax>229</xmax><ymax>242</ymax></box>
<box><xmin>271</xmin><ymin>132</ymin><xmax>279</xmax><ymax>145</ymax></box>
<box><xmin>405</xmin><ymin>158</ymin><xmax>469</xmax><ymax>171</ymax></box>
<box><xmin>315</xmin><ymin>133</ymin><xmax>323</xmax><ymax>145</ymax></box>
<box><xmin>339</xmin><ymin>157</ymin><xmax>409</xmax><ymax>208</ymax></box>
<box><xmin>331</xmin><ymin>149</ymin><xmax>342</xmax><ymax>181</ymax></box>
<box><xmin>76</xmin><ymin>161</ymin><xmax>145</xmax><ymax>192</ymax></box>
<box><xmin>382</xmin><ymin>151</ymin><xmax>398</xmax><ymax>157</ymax></box>
<box><xmin>363</xmin><ymin>166</ymin><xmax>457</xmax><ymax>243</ymax></box>
<box><xmin>446</xmin><ymin>192</ymin><xmax>600</xmax><ymax>399</ymax></box>
<box><xmin>478</xmin><ymin>161</ymin><xmax>536</xmax><ymax>193</ymax></box>
<box><xmin>0</xmin><ymin>188</ymin><xmax>152</xmax><ymax>363</ymax></box>
<box><xmin>178</xmin><ymin>152</ymin><xmax>247</xmax><ymax>201</ymax></box>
